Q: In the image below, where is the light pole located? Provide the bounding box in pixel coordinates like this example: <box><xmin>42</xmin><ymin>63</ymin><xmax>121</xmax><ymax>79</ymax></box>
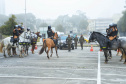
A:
<box><xmin>25</xmin><ymin>0</ymin><xmax>27</xmax><ymax>29</ymax></box>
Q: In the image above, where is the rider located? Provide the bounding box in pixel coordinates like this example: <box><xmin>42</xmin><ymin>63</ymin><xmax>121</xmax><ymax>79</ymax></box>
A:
<box><xmin>107</xmin><ymin>23</ymin><xmax>118</xmax><ymax>49</ymax></box>
<box><xmin>27</xmin><ymin>27</ymin><xmax>31</xmax><ymax>32</ymax></box>
<box><xmin>21</xmin><ymin>27</ymin><xmax>24</xmax><ymax>33</ymax></box>
<box><xmin>13</xmin><ymin>25</ymin><xmax>19</xmax><ymax>46</ymax></box>
<box><xmin>18</xmin><ymin>25</ymin><xmax>22</xmax><ymax>35</ymax></box>
<box><xmin>47</xmin><ymin>26</ymin><xmax>54</xmax><ymax>39</ymax></box>
<box><xmin>47</xmin><ymin>26</ymin><xmax>58</xmax><ymax>46</ymax></box>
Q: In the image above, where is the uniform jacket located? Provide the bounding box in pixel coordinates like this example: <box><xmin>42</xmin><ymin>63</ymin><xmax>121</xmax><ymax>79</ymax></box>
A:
<box><xmin>74</xmin><ymin>37</ymin><xmax>78</xmax><ymax>43</ymax></box>
<box><xmin>66</xmin><ymin>37</ymin><xmax>72</xmax><ymax>44</ymax></box>
<box><xmin>79</xmin><ymin>36</ymin><xmax>84</xmax><ymax>43</ymax></box>
<box><xmin>47</xmin><ymin>29</ymin><xmax>54</xmax><ymax>38</ymax></box>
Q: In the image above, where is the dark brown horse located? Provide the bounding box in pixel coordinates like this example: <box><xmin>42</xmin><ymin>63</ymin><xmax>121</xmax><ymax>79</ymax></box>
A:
<box><xmin>31</xmin><ymin>32</ymin><xmax>41</xmax><ymax>54</ymax></box>
<box><xmin>39</xmin><ymin>32</ymin><xmax>59</xmax><ymax>59</ymax></box>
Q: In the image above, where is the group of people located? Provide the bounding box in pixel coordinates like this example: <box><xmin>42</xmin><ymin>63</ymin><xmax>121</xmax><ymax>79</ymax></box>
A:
<box><xmin>66</xmin><ymin>23</ymin><xmax>118</xmax><ymax>51</ymax></box>
<box><xmin>66</xmin><ymin>35</ymin><xmax>85</xmax><ymax>52</ymax></box>
<box><xmin>13</xmin><ymin>25</ymin><xmax>30</xmax><ymax>46</ymax></box>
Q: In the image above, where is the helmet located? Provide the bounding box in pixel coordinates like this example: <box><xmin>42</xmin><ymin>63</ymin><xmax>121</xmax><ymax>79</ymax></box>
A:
<box><xmin>14</xmin><ymin>25</ymin><xmax>18</xmax><ymax>28</ymax></box>
<box><xmin>22</xmin><ymin>27</ymin><xmax>24</xmax><ymax>30</ymax></box>
<box><xmin>18</xmin><ymin>25</ymin><xmax>22</xmax><ymax>28</ymax></box>
<box><xmin>109</xmin><ymin>23</ymin><xmax>117</xmax><ymax>28</ymax></box>
<box><xmin>27</xmin><ymin>27</ymin><xmax>30</xmax><ymax>31</ymax></box>
<box><xmin>48</xmin><ymin>26</ymin><xmax>51</xmax><ymax>30</ymax></box>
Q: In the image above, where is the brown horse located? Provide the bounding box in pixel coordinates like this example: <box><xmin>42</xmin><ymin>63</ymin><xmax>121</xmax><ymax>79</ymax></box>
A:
<box><xmin>31</xmin><ymin>32</ymin><xmax>41</xmax><ymax>54</ymax></box>
<box><xmin>39</xmin><ymin>32</ymin><xmax>59</xmax><ymax>59</ymax></box>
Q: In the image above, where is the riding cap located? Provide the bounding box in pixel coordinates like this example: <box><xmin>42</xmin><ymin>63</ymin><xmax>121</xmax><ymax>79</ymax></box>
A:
<box><xmin>14</xmin><ymin>25</ymin><xmax>18</xmax><ymax>28</ymax></box>
<box><xmin>48</xmin><ymin>26</ymin><xmax>51</xmax><ymax>29</ymax></box>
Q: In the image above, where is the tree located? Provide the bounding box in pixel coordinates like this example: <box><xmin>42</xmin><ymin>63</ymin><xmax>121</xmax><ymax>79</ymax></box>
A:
<box><xmin>0</xmin><ymin>15</ymin><xmax>17</xmax><ymax>35</ymax></box>
<box><xmin>117</xmin><ymin>10</ymin><xmax>126</xmax><ymax>36</ymax></box>
<box><xmin>15</xmin><ymin>13</ymin><xmax>36</xmax><ymax>30</ymax></box>
<box><xmin>56</xmin><ymin>24</ymin><xmax>64</xmax><ymax>32</ymax></box>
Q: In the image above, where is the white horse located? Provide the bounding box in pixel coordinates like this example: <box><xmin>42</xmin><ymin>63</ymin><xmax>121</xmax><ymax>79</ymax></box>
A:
<box><xmin>0</xmin><ymin>36</ymin><xmax>13</xmax><ymax>57</ymax></box>
<box><xmin>0</xmin><ymin>31</ymin><xmax>31</xmax><ymax>58</ymax></box>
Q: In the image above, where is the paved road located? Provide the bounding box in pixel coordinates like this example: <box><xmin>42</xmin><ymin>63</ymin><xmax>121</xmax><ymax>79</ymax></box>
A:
<box><xmin>0</xmin><ymin>46</ymin><xmax>126</xmax><ymax>84</ymax></box>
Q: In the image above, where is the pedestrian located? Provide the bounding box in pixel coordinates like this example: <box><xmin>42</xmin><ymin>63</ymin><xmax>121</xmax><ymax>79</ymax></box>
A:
<box><xmin>79</xmin><ymin>35</ymin><xmax>84</xmax><ymax>50</ymax></box>
<box><xmin>66</xmin><ymin>35</ymin><xmax>72</xmax><ymax>52</ymax></box>
<box><xmin>74</xmin><ymin>35</ymin><xmax>78</xmax><ymax>49</ymax></box>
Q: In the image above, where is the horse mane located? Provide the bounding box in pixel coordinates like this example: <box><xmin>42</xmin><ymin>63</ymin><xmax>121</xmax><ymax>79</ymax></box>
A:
<box><xmin>93</xmin><ymin>31</ymin><xmax>105</xmax><ymax>37</ymax></box>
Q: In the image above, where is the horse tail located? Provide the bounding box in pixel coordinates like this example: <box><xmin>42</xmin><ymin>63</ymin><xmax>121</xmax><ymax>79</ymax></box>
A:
<box><xmin>0</xmin><ymin>40</ymin><xmax>4</xmax><ymax>53</ymax></box>
<box><xmin>39</xmin><ymin>40</ymin><xmax>46</xmax><ymax>54</ymax></box>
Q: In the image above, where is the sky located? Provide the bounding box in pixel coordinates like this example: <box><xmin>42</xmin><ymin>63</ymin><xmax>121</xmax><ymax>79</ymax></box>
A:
<box><xmin>5</xmin><ymin>0</ymin><xmax>125</xmax><ymax>19</ymax></box>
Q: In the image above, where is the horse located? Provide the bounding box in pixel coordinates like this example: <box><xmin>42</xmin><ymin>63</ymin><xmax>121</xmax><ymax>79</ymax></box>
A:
<box><xmin>0</xmin><ymin>36</ymin><xmax>13</xmax><ymax>57</ymax></box>
<box><xmin>0</xmin><ymin>31</ymin><xmax>31</xmax><ymax>58</ymax></box>
<box><xmin>89</xmin><ymin>31</ymin><xmax>126</xmax><ymax>64</ymax></box>
<box><xmin>39</xmin><ymin>32</ymin><xmax>59</xmax><ymax>59</ymax></box>
<box><xmin>31</xmin><ymin>32</ymin><xmax>41</xmax><ymax>54</ymax></box>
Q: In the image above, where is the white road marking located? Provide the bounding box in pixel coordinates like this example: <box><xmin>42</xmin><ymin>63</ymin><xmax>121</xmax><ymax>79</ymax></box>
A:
<box><xmin>0</xmin><ymin>76</ymin><xmax>97</xmax><ymax>80</ymax></box>
<box><xmin>97</xmin><ymin>51</ymin><xmax>101</xmax><ymax>84</ymax></box>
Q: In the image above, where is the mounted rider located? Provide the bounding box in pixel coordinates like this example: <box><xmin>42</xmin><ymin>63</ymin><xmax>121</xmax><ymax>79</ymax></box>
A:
<box><xmin>107</xmin><ymin>23</ymin><xmax>118</xmax><ymax>49</ymax></box>
<box><xmin>13</xmin><ymin>25</ymin><xmax>19</xmax><ymax>46</ymax></box>
<box><xmin>47</xmin><ymin>26</ymin><xmax>57</xmax><ymax>46</ymax></box>
<box><xmin>47</xmin><ymin>26</ymin><xmax>54</xmax><ymax>39</ymax></box>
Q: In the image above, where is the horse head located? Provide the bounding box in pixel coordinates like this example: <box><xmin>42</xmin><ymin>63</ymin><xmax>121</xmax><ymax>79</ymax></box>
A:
<box><xmin>89</xmin><ymin>31</ymin><xmax>96</xmax><ymax>42</ymax></box>
<box><xmin>54</xmin><ymin>32</ymin><xmax>58</xmax><ymax>39</ymax></box>
<box><xmin>35</xmin><ymin>32</ymin><xmax>41</xmax><ymax>38</ymax></box>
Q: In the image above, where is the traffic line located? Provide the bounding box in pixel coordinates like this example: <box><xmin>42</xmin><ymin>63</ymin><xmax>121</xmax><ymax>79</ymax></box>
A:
<box><xmin>97</xmin><ymin>51</ymin><xmax>101</xmax><ymax>84</ymax></box>
<box><xmin>0</xmin><ymin>76</ymin><xmax>97</xmax><ymax>81</ymax></box>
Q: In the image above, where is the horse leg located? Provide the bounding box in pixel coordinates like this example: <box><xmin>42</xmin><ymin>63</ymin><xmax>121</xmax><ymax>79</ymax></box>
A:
<box><xmin>3</xmin><ymin>47</ymin><xmax>6</xmax><ymax>58</ymax></box>
<box><xmin>7</xmin><ymin>48</ymin><xmax>12</xmax><ymax>57</ymax></box>
<box><xmin>50</xmin><ymin>48</ymin><xmax>53</xmax><ymax>57</ymax></box>
<box><xmin>32</xmin><ymin>44</ymin><xmax>35</xmax><ymax>54</ymax></box>
<box><xmin>55</xmin><ymin>46</ymin><xmax>59</xmax><ymax>58</ymax></box>
<box><xmin>104</xmin><ymin>50</ymin><xmax>108</xmax><ymax>64</ymax></box>
<box><xmin>27</xmin><ymin>46</ymin><xmax>29</xmax><ymax>55</ymax></box>
<box><xmin>108</xmin><ymin>50</ymin><xmax>112</xmax><ymax>59</ymax></box>
<box><xmin>122</xmin><ymin>49</ymin><xmax>126</xmax><ymax>64</ymax></box>
<box><xmin>47</xmin><ymin>47</ymin><xmax>51</xmax><ymax>59</ymax></box>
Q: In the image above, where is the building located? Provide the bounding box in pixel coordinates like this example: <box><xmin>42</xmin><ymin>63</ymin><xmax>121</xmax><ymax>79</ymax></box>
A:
<box><xmin>95</xmin><ymin>18</ymin><xmax>113</xmax><ymax>33</ymax></box>
<box><xmin>87</xmin><ymin>18</ymin><xmax>113</xmax><ymax>34</ymax></box>
<box><xmin>0</xmin><ymin>0</ymin><xmax>5</xmax><ymax>15</ymax></box>
<box><xmin>39</xmin><ymin>27</ymin><xmax>55</xmax><ymax>42</ymax></box>
<box><xmin>87</xmin><ymin>19</ymin><xmax>95</xmax><ymax>32</ymax></box>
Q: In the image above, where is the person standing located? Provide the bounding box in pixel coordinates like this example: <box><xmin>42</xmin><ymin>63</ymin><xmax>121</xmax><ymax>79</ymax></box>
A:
<box><xmin>79</xmin><ymin>35</ymin><xmax>85</xmax><ymax>50</ymax></box>
<box><xmin>74</xmin><ymin>35</ymin><xmax>78</xmax><ymax>49</ymax></box>
<box><xmin>66</xmin><ymin>35</ymin><xmax>72</xmax><ymax>52</ymax></box>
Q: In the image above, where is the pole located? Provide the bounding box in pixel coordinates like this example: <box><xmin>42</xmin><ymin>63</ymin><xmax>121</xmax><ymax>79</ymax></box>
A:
<box><xmin>25</xmin><ymin>0</ymin><xmax>27</xmax><ymax>30</ymax></box>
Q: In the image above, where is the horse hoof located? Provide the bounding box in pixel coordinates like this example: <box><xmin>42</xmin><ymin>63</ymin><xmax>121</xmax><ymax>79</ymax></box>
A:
<box><xmin>123</xmin><ymin>62</ymin><xmax>126</xmax><ymax>64</ymax></box>
<box><xmin>47</xmin><ymin>56</ymin><xmax>50</xmax><ymax>59</ymax></box>
<box><xmin>104</xmin><ymin>62</ymin><xmax>108</xmax><ymax>64</ymax></box>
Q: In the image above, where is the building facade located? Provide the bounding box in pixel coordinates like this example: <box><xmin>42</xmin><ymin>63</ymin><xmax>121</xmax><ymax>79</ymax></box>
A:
<box><xmin>87</xmin><ymin>18</ymin><xmax>113</xmax><ymax>34</ymax></box>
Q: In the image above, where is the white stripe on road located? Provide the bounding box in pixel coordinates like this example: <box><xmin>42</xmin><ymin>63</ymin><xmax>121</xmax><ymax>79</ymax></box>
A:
<box><xmin>0</xmin><ymin>76</ymin><xmax>97</xmax><ymax>81</ymax></box>
<box><xmin>97</xmin><ymin>51</ymin><xmax>101</xmax><ymax>84</ymax></box>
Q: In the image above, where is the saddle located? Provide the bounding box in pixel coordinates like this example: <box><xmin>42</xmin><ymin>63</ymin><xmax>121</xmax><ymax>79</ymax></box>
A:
<box><xmin>10</xmin><ymin>37</ymin><xmax>19</xmax><ymax>43</ymax></box>
<box><xmin>52</xmin><ymin>39</ymin><xmax>58</xmax><ymax>46</ymax></box>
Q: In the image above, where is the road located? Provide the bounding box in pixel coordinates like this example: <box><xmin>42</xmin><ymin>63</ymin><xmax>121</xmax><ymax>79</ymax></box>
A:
<box><xmin>0</xmin><ymin>46</ymin><xmax>126</xmax><ymax>84</ymax></box>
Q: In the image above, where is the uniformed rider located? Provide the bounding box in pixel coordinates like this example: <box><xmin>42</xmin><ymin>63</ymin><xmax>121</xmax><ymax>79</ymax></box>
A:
<box><xmin>13</xmin><ymin>25</ymin><xmax>19</xmax><ymax>46</ymax></box>
<box><xmin>47</xmin><ymin>26</ymin><xmax>58</xmax><ymax>46</ymax></box>
<box><xmin>47</xmin><ymin>26</ymin><xmax>54</xmax><ymax>39</ymax></box>
<box><xmin>107</xmin><ymin>23</ymin><xmax>118</xmax><ymax>49</ymax></box>
<box><xmin>27</xmin><ymin>27</ymin><xmax>30</xmax><ymax>32</ymax></box>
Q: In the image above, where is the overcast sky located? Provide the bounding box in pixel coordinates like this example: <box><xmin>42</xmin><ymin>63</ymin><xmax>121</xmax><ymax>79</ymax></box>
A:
<box><xmin>5</xmin><ymin>0</ymin><xmax>125</xmax><ymax>19</ymax></box>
